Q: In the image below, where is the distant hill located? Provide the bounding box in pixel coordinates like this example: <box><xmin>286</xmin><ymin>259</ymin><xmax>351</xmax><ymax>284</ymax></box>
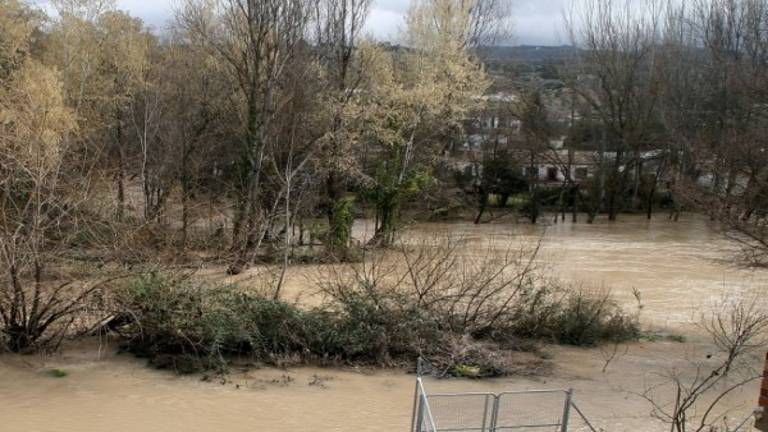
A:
<box><xmin>478</xmin><ymin>45</ymin><xmax>582</xmax><ymax>64</ymax></box>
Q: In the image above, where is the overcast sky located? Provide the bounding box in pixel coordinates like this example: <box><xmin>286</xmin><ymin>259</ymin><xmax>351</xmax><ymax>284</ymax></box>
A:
<box><xmin>46</xmin><ymin>0</ymin><xmax>570</xmax><ymax>46</ymax></box>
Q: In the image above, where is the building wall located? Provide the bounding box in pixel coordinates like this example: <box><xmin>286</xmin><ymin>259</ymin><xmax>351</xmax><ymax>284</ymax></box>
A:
<box><xmin>527</xmin><ymin>164</ymin><xmax>593</xmax><ymax>183</ymax></box>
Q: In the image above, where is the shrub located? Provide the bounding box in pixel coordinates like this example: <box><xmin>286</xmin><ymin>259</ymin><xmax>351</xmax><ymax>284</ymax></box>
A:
<box><xmin>118</xmin><ymin>274</ymin><xmax>317</xmax><ymax>371</ymax></box>
<box><xmin>46</xmin><ymin>369</ymin><xmax>68</xmax><ymax>378</ymax></box>
<box><xmin>543</xmin><ymin>289</ymin><xmax>640</xmax><ymax>346</ymax></box>
<box><xmin>117</xmin><ymin>274</ymin><xmax>433</xmax><ymax>371</ymax></box>
<box><xmin>326</xmin><ymin>196</ymin><xmax>356</xmax><ymax>259</ymax></box>
<box><xmin>314</xmin><ymin>239</ymin><xmax>641</xmax><ymax>371</ymax></box>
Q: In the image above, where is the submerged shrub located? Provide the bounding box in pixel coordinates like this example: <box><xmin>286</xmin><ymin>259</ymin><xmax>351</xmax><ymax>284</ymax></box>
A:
<box><xmin>117</xmin><ymin>274</ymin><xmax>435</xmax><ymax>371</ymax></box>
<box><xmin>118</xmin><ymin>275</ymin><xmax>313</xmax><ymax>371</ymax></box>
<box><xmin>543</xmin><ymin>289</ymin><xmax>640</xmax><ymax>346</ymax></box>
<box><xmin>117</xmin><ymin>241</ymin><xmax>641</xmax><ymax>377</ymax></box>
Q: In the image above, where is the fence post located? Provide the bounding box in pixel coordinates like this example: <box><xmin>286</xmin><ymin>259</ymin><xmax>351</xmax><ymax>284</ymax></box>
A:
<box><xmin>411</xmin><ymin>379</ymin><xmax>420</xmax><ymax>432</ymax></box>
<box><xmin>561</xmin><ymin>389</ymin><xmax>573</xmax><ymax>432</ymax></box>
<box><xmin>481</xmin><ymin>394</ymin><xmax>490</xmax><ymax>432</ymax></box>
<box><xmin>415</xmin><ymin>393</ymin><xmax>425</xmax><ymax>432</ymax></box>
<box><xmin>488</xmin><ymin>395</ymin><xmax>500</xmax><ymax>432</ymax></box>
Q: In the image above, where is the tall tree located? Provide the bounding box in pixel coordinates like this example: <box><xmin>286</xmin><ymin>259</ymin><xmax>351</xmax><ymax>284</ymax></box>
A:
<box><xmin>0</xmin><ymin>0</ymin><xmax>84</xmax><ymax>351</ymax></box>
<box><xmin>178</xmin><ymin>0</ymin><xmax>313</xmax><ymax>274</ymax></box>
<box><xmin>156</xmin><ymin>36</ymin><xmax>235</xmax><ymax>250</ymax></box>
<box><xmin>516</xmin><ymin>87</ymin><xmax>552</xmax><ymax>224</ymax></box>
<box><xmin>362</xmin><ymin>0</ymin><xmax>489</xmax><ymax>245</ymax></box>
<box><xmin>567</xmin><ymin>0</ymin><xmax>664</xmax><ymax>220</ymax></box>
<box><xmin>314</xmin><ymin>0</ymin><xmax>372</xmax><ymax>259</ymax></box>
<box><xmin>96</xmin><ymin>11</ymin><xmax>151</xmax><ymax>219</ymax></box>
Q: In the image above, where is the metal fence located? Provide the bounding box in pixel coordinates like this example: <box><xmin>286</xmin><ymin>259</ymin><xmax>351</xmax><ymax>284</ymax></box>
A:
<box><xmin>411</xmin><ymin>377</ymin><xmax>596</xmax><ymax>432</ymax></box>
<box><xmin>410</xmin><ymin>355</ymin><xmax>761</xmax><ymax>432</ymax></box>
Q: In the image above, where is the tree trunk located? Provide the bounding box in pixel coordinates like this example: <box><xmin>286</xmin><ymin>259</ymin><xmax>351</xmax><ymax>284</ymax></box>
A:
<box><xmin>632</xmin><ymin>155</ymin><xmax>641</xmax><ymax>210</ymax></box>
<box><xmin>229</xmin><ymin>104</ymin><xmax>265</xmax><ymax>273</ymax></box>
<box><xmin>325</xmin><ymin>171</ymin><xmax>353</xmax><ymax>258</ymax></box>
<box><xmin>180</xmin><ymin>148</ymin><xmax>190</xmax><ymax>251</ymax></box>
<box><xmin>275</xmin><ymin>173</ymin><xmax>292</xmax><ymax>300</ymax></box>
<box><xmin>474</xmin><ymin>191</ymin><xmax>488</xmax><ymax>224</ymax></box>
<box><xmin>572</xmin><ymin>185</ymin><xmax>579</xmax><ymax>223</ymax></box>
<box><xmin>607</xmin><ymin>150</ymin><xmax>622</xmax><ymax>221</ymax></box>
<box><xmin>116</xmin><ymin>107</ymin><xmax>126</xmax><ymax>220</ymax></box>
<box><xmin>372</xmin><ymin>197</ymin><xmax>396</xmax><ymax>247</ymax></box>
<box><xmin>528</xmin><ymin>154</ymin><xmax>539</xmax><ymax>224</ymax></box>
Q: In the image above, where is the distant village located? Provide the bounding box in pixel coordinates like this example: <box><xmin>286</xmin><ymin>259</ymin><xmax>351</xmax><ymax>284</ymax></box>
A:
<box><xmin>441</xmin><ymin>45</ymin><xmax>675</xmax><ymax>212</ymax></box>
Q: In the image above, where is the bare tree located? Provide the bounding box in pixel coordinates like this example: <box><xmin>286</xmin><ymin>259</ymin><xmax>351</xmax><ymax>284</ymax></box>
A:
<box><xmin>426</xmin><ymin>0</ymin><xmax>514</xmax><ymax>48</ymax></box>
<box><xmin>516</xmin><ymin>87</ymin><xmax>552</xmax><ymax>224</ymax></box>
<box><xmin>178</xmin><ymin>0</ymin><xmax>314</xmax><ymax>274</ymax></box>
<box><xmin>155</xmin><ymin>31</ymin><xmax>236</xmax><ymax>250</ymax></box>
<box><xmin>640</xmin><ymin>295</ymin><xmax>768</xmax><ymax>432</ymax></box>
<box><xmin>566</xmin><ymin>0</ymin><xmax>665</xmax><ymax>221</ymax></box>
<box><xmin>0</xmin><ymin>1</ymin><xmax>124</xmax><ymax>352</ymax></box>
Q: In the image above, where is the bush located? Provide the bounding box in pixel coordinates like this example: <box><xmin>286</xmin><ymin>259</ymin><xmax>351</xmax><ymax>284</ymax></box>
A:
<box><xmin>314</xmin><ymin>240</ymin><xmax>641</xmax><ymax>373</ymax></box>
<box><xmin>325</xmin><ymin>196</ymin><xmax>356</xmax><ymax>258</ymax></box>
<box><xmin>118</xmin><ymin>275</ymin><xmax>320</xmax><ymax>371</ymax></box>
<box><xmin>117</xmin><ymin>274</ymin><xmax>436</xmax><ymax>372</ymax></box>
<box><xmin>543</xmin><ymin>290</ymin><xmax>640</xmax><ymax>346</ymax></box>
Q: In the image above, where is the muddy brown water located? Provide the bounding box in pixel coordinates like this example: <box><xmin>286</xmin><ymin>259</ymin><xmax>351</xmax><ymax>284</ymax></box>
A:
<box><xmin>274</xmin><ymin>213</ymin><xmax>768</xmax><ymax>330</ymax></box>
<box><xmin>2</xmin><ymin>214</ymin><xmax>767</xmax><ymax>431</ymax></box>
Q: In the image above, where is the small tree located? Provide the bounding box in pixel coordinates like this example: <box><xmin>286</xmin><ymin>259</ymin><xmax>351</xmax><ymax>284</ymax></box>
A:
<box><xmin>0</xmin><ymin>0</ymin><xmax>91</xmax><ymax>352</ymax></box>
<box><xmin>515</xmin><ymin>87</ymin><xmax>552</xmax><ymax>224</ymax></box>
<box><xmin>640</xmin><ymin>295</ymin><xmax>768</xmax><ymax>432</ymax></box>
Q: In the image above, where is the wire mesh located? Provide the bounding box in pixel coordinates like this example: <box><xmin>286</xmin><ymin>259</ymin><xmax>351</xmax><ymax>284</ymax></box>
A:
<box><xmin>417</xmin><ymin>395</ymin><xmax>438</xmax><ymax>432</ymax></box>
<box><xmin>426</xmin><ymin>394</ymin><xmax>492</xmax><ymax>432</ymax></box>
<box><xmin>493</xmin><ymin>391</ymin><xmax>568</xmax><ymax>431</ymax></box>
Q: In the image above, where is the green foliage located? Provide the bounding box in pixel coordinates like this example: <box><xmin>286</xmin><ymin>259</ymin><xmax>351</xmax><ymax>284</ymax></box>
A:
<box><xmin>46</xmin><ymin>368</ymin><xmax>68</xmax><ymax>378</ymax></box>
<box><xmin>483</xmin><ymin>154</ymin><xmax>528</xmax><ymax>198</ymax></box>
<box><xmin>644</xmin><ymin>332</ymin><xmax>686</xmax><ymax>343</ymax></box>
<box><xmin>366</xmin><ymin>156</ymin><xmax>434</xmax><ymax>244</ymax></box>
<box><xmin>544</xmin><ymin>291</ymin><xmax>641</xmax><ymax>346</ymax></box>
<box><xmin>118</xmin><ymin>274</ymin><xmax>430</xmax><ymax>371</ymax></box>
<box><xmin>326</xmin><ymin>196</ymin><xmax>356</xmax><ymax>258</ymax></box>
<box><xmin>489</xmin><ymin>286</ymin><xmax>640</xmax><ymax>347</ymax></box>
<box><xmin>453</xmin><ymin>364</ymin><xmax>481</xmax><ymax>378</ymax></box>
<box><xmin>507</xmin><ymin>194</ymin><xmax>530</xmax><ymax>209</ymax></box>
<box><xmin>118</xmin><ymin>271</ymin><xmax>640</xmax><ymax>376</ymax></box>
<box><xmin>667</xmin><ymin>334</ymin><xmax>687</xmax><ymax>343</ymax></box>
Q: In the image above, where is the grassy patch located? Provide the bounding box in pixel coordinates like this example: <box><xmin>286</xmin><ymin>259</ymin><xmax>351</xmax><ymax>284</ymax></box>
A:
<box><xmin>644</xmin><ymin>331</ymin><xmax>687</xmax><ymax>343</ymax></box>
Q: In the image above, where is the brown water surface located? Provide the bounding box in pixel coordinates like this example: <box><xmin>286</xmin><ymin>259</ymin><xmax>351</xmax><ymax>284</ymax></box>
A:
<box><xmin>399</xmin><ymin>214</ymin><xmax>768</xmax><ymax>330</ymax></box>
<box><xmin>1</xmin><ymin>340</ymin><xmax>759</xmax><ymax>432</ymax></box>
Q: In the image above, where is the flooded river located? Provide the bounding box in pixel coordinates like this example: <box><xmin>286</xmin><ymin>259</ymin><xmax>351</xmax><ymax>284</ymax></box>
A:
<box><xmin>2</xmin><ymin>214</ymin><xmax>766</xmax><ymax>431</ymax></box>
<box><xmin>406</xmin><ymin>213</ymin><xmax>768</xmax><ymax>329</ymax></box>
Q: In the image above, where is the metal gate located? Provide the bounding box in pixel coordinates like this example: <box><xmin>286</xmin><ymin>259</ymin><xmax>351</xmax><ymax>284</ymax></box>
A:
<box><xmin>411</xmin><ymin>377</ymin><xmax>597</xmax><ymax>432</ymax></box>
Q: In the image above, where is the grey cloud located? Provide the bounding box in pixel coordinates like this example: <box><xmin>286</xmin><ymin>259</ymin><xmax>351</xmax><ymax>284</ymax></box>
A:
<box><xmin>367</xmin><ymin>0</ymin><xmax>568</xmax><ymax>45</ymax></box>
<box><xmin>48</xmin><ymin>0</ymin><xmax>568</xmax><ymax>45</ymax></box>
<box><xmin>373</xmin><ymin>0</ymin><xmax>410</xmax><ymax>14</ymax></box>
